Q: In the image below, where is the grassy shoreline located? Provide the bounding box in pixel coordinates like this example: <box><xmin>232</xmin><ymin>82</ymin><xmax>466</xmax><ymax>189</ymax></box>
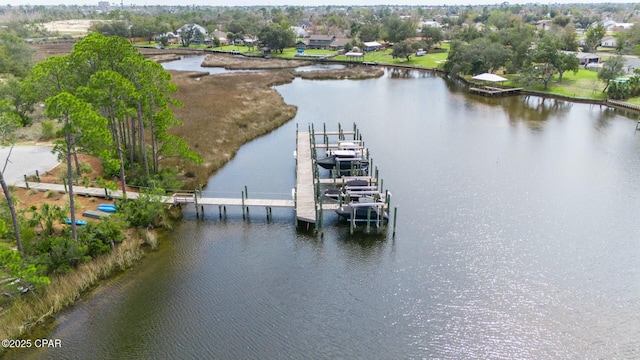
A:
<box><xmin>0</xmin><ymin>231</ymin><xmax>146</xmax><ymax>354</ymax></box>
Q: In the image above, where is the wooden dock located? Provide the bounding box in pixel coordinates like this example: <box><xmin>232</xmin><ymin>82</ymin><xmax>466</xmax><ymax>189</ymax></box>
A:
<box><xmin>295</xmin><ymin>131</ymin><xmax>317</xmax><ymax>224</ymax></box>
<box><xmin>15</xmin><ymin>123</ymin><xmax>397</xmax><ymax>234</ymax></box>
<box><xmin>469</xmin><ymin>86</ymin><xmax>522</xmax><ymax>97</ymax></box>
<box><xmin>15</xmin><ymin>181</ymin><xmax>141</xmax><ymax>200</ymax></box>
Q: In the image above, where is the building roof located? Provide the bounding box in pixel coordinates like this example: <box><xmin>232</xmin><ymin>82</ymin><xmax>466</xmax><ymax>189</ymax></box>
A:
<box><xmin>363</xmin><ymin>41</ymin><xmax>382</xmax><ymax>47</ymax></box>
<box><xmin>309</xmin><ymin>34</ymin><xmax>335</xmax><ymax>41</ymax></box>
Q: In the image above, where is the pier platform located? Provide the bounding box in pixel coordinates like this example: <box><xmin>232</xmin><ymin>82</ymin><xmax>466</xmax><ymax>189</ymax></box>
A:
<box><xmin>295</xmin><ymin>131</ymin><xmax>317</xmax><ymax>224</ymax></box>
<box><xmin>469</xmin><ymin>86</ymin><xmax>522</xmax><ymax>97</ymax></box>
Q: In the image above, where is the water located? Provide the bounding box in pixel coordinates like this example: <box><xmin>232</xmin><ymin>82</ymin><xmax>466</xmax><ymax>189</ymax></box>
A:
<box><xmin>10</xmin><ymin>66</ymin><xmax>640</xmax><ymax>359</ymax></box>
<box><xmin>160</xmin><ymin>55</ymin><xmax>230</xmax><ymax>74</ymax></box>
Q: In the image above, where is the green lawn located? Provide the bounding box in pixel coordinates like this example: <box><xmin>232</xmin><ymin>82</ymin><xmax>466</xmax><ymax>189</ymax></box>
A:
<box><xmin>531</xmin><ymin>70</ymin><xmax>607</xmax><ymax>99</ymax></box>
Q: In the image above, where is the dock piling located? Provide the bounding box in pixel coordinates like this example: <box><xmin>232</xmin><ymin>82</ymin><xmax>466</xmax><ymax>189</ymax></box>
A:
<box><xmin>241</xmin><ymin>191</ymin><xmax>246</xmax><ymax>219</ymax></box>
<box><xmin>393</xmin><ymin>207</ymin><xmax>398</xmax><ymax>237</ymax></box>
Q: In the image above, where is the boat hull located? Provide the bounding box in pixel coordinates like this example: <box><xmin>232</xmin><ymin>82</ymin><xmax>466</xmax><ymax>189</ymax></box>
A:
<box><xmin>317</xmin><ymin>155</ymin><xmax>369</xmax><ymax>171</ymax></box>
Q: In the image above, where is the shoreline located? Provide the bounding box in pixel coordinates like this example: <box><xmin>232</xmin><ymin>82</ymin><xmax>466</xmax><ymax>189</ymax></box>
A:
<box><xmin>0</xmin><ymin>231</ymin><xmax>147</xmax><ymax>354</ymax></box>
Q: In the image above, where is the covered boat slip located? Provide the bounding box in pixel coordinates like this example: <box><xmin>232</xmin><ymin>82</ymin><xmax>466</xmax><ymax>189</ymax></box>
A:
<box><xmin>305</xmin><ymin>122</ymin><xmax>397</xmax><ymax>234</ymax></box>
<box><xmin>469</xmin><ymin>72</ymin><xmax>522</xmax><ymax>97</ymax></box>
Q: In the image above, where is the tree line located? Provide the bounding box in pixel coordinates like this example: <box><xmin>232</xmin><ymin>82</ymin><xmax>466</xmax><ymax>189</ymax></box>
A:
<box><xmin>0</xmin><ymin>32</ymin><xmax>201</xmax><ymax>295</ymax></box>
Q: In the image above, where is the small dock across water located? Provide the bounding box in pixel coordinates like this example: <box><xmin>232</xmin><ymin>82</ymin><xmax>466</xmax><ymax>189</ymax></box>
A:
<box><xmin>469</xmin><ymin>86</ymin><xmax>522</xmax><ymax>97</ymax></box>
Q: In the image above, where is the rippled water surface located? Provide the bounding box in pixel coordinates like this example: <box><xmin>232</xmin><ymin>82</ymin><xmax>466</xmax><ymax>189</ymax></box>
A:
<box><xmin>10</xmin><ymin>65</ymin><xmax>640</xmax><ymax>359</ymax></box>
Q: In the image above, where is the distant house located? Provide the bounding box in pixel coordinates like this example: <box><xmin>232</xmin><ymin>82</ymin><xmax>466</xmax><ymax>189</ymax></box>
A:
<box><xmin>576</xmin><ymin>52</ymin><xmax>601</xmax><ymax>65</ymax></box>
<box><xmin>296</xmin><ymin>40</ymin><xmax>308</xmax><ymax>50</ymax></box>
<box><xmin>291</xmin><ymin>26</ymin><xmax>308</xmax><ymax>38</ymax></box>
<box><xmin>212</xmin><ymin>30</ymin><xmax>228</xmax><ymax>46</ymax></box>
<box><xmin>308</xmin><ymin>35</ymin><xmax>336</xmax><ymax>49</ymax></box>
<box><xmin>363</xmin><ymin>41</ymin><xmax>382</xmax><ymax>52</ymax></box>
<box><xmin>297</xmin><ymin>35</ymin><xmax>350</xmax><ymax>51</ymax></box>
<box><xmin>176</xmin><ymin>23</ymin><xmax>208</xmax><ymax>44</ymax></box>
<box><xmin>601</xmin><ymin>36</ymin><xmax>617</xmax><ymax>48</ymax></box>
<box><xmin>418</xmin><ymin>20</ymin><xmax>440</xmax><ymax>29</ymax></box>
<box><xmin>329</xmin><ymin>37</ymin><xmax>349</xmax><ymax>50</ymax></box>
<box><xmin>300</xmin><ymin>20</ymin><xmax>312</xmax><ymax>29</ymax></box>
<box><xmin>560</xmin><ymin>51</ymin><xmax>601</xmax><ymax>66</ymax></box>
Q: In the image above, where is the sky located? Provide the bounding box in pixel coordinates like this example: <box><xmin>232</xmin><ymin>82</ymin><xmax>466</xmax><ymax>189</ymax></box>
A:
<box><xmin>4</xmin><ymin>0</ymin><xmax>639</xmax><ymax>6</ymax></box>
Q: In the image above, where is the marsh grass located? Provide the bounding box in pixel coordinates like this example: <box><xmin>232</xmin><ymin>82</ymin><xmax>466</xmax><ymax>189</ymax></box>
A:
<box><xmin>168</xmin><ymin>70</ymin><xmax>298</xmax><ymax>189</ymax></box>
<box><xmin>0</xmin><ymin>235</ymin><xmax>144</xmax><ymax>349</ymax></box>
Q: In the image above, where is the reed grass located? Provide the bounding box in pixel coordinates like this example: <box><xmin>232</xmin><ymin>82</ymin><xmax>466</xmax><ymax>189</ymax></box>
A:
<box><xmin>0</xmin><ymin>234</ymin><xmax>144</xmax><ymax>350</ymax></box>
<box><xmin>168</xmin><ymin>70</ymin><xmax>298</xmax><ymax>189</ymax></box>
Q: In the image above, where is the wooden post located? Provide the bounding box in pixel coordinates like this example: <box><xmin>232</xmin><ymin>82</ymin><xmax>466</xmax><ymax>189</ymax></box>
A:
<box><xmin>265</xmin><ymin>206</ymin><xmax>270</xmax><ymax>221</ymax></box>
<box><xmin>241</xmin><ymin>191</ymin><xmax>246</xmax><ymax>219</ymax></box>
<box><xmin>350</xmin><ymin>206</ymin><xmax>355</xmax><ymax>235</ymax></box>
<box><xmin>218</xmin><ymin>205</ymin><xmax>222</xmax><ymax>219</ymax></box>
<box><xmin>244</xmin><ymin>185</ymin><xmax>248</xmax><ymax>199</ymax></box>
<box><xmin>353</xmin><ymin>122</ymin><xmax>357</xmax><ymax>140</ymax></box>
<box><xmin>35</xmin><ymin>170</ymin><xmax>40</xmax><ymax>182</ymax></box>
<box><xmin>366</xmin><ymin>207</ymin><xmax>372</xmax><ymax>233</ymax></box>
<box><xmin>194</xmin><ymin>191</ymin><xmax>199</xmax><ymax>218</ymax></box>
<box><xmin>385</xmin><ymin>190</ymin><xmax>391</xmax><ymax>212</ymax></box>
<box><xmin>392</xmin><ymin>206</ymin><xmax>398</xmax><ymax>237</ymax></box>
<box><xmin>294</xmin><ymin>188</ymin><xmax>298</xmax><ymax>227</ymax></box>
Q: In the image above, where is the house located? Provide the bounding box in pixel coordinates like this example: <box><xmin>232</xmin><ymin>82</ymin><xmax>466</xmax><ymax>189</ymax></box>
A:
<box><xmin>299</xmin><ymin>20</ymin><xmax>312</xmax><ymax>29</ymax></box>
<box><xmin>363</xmin><ymin>41</ymin><xmax>382</xmax><ymax>52</ymax></box>
<box><xmin>291</xmin><ymin>26</ymin><xmax>308</xmax><ymax>38</ymax></box>
<box><xmin>307</xmin><ymin>35</ymin><xmax>336</xmax><ymax>49</ymax></box>
<box><xmin>575</xmin><ymin>52</ymin><xmax>601</xmax><ymax>65</ymax></box>
<box><xmin>418</xmin><ymin>20</ymin><xmax>440</xmax><ymax>29</ymax></box>
<box><xmin>601</xmin><ymin>36</ymin><xmax>617</xmax><ymax>48</ymax></box>
<box><xmin>329</xmin><ymin>37</ymin><xmax>349</xmax><ymax>51</ymax></box>
<box><xmin>211</xmin><ymin>30</ymin><xmax>228</xmax><ymax>46</ymax></box>
<box><xmin>176</xmin><ymin>23</ymin><xmax>208</xmax><ymax>44</ymax></box>
<box><xmin>297</xmin><ymin>35</ymin><xmax>350</xmax><ymax>51</ymax></box>
<box><xmin>177</xmin><ymin>23</ymin><xmax>207</xmax><ymax>36</ymax></box>
<box><xmin>296</xmin><ymin>40</ymin><xmax>308</xmax><ymax>50</ymax></box>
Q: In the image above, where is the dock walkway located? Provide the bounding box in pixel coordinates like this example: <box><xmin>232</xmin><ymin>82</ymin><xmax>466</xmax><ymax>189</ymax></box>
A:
<box><xmin>15</xmin><ymin>181</ymin><xmax>141</xmax><ymax>200</ymax></box>
<box><xmin>296</xmin><ymin>131</ymin><xmax>316</xmax><ymax>224</ymax></box>
<box><xmin>14</xmin><ymin>124</ymin><xmax>394</xmax><ymax>234</ymax></box>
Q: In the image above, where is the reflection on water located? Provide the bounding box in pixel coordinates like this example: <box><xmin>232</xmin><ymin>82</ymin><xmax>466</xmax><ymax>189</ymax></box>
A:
<box><xmin>12</xmin><ymin>65</ymin><xmax>640</xmax><ymax>359</ymax></box>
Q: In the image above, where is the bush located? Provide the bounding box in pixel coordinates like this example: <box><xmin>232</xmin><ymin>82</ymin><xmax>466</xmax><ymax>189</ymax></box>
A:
<box><xmin>80</xmin><ymin>162</ymin><xmax>93</xmax><ymax>174</ymax></box>
<box><xmin>117</xmin><ymin>188</ymin><xmax>167</xmax><ymax>228</ymax></box>
<box><xmin>78</xmin><ymin>218</ymin><xmax>125</xmax><ymax>258</ymax></box>
<box><xmin>35</xmin><ymin>236</ymin><xmax>90</xmax><ymax>274</ymax></box>
<box><xmin>40</xmin><ymin>120</ymin><xmax>56</xmax><ymax>141</ymax></box>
